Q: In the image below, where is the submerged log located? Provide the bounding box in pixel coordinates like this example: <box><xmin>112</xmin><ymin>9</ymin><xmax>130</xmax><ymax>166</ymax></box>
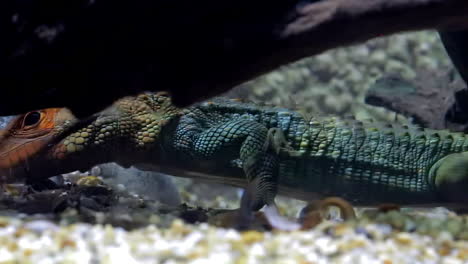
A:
<box><xmin>440</xmin><ymin>30</ymin><xmax>468</xmax><ymax>85</ymax></box>
<box><xmin>365</xmin><ymin>69</ymin><xmax>468</xmax><ymax>131</ymax></box>
<box><xmin>0</xmin><ymin>0</ymin><xmax>467</xmax><ymax>117</ymax></box>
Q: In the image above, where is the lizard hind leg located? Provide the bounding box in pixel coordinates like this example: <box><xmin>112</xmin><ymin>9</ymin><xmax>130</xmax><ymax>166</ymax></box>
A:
<box><xmin>431</xmin><ymin>152</ymin><xmax>468</xmax><ymax>203</ymax></box>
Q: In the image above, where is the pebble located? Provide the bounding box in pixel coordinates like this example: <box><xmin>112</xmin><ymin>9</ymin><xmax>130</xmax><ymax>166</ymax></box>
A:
<box><xmin>0</xmin><ymin>216</ymin><xmax>468</xmax><ymax>264</ymax></box>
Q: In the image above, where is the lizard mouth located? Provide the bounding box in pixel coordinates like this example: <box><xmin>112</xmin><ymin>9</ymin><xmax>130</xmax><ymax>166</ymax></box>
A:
<box><xmin>0</xmin><ymin>161</ymin><xmax>30</xmax><ymax>184</ymax></box>
<box><xmin>0</xmin><ymin>128</ymin><xmax>57</xmax><ymax>184</ymax></box>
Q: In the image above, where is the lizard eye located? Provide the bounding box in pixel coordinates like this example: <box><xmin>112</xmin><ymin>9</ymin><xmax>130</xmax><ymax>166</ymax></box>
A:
<box><xmin>22</xmin><ymin>111</ymin><xmax>42</xmax><ymax>127</ymax></box>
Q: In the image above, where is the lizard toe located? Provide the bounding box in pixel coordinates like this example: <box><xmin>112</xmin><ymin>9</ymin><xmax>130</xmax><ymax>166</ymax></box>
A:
<box><xmin>264</xmin><ymin>128</ymin><xmax>289</xmax><ymax>154</ymax></box>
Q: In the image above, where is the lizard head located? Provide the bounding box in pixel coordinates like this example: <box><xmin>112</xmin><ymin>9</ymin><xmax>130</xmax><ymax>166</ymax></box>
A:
<box><xmin>0</xmin><ymin>92</ymin><xmax>180</xmax><ymax>184</ymax></box>
<box><xmin>0</xmin><ymin>108</ymin><xmax>78</xmax><ymax>183</ymax></box>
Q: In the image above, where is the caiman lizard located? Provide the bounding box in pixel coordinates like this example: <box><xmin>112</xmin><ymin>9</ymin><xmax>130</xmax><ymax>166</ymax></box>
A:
<box><xmin>1</xmin><ymin>92</ymin><xmax>468</xmax><ymax>211</ymax></box>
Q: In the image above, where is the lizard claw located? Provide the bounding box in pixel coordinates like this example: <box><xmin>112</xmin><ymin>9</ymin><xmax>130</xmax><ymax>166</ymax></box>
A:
<box><xmin>262</xmin><ymin>203</ymin><xmax>301</xmax><ymax>231</ymax></box>
<box><xmin>264</xmin><ymin>128</ymin><xmax>290</xmax><ymax>155</ymax></box>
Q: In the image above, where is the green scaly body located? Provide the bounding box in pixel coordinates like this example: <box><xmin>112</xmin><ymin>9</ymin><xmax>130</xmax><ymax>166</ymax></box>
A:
<box><xmin>2</xmin><ymin>93</ymin><xmax>468</xmax><ymax>209</ymax></box>
<box><xmin>163</xmin><ymin>97</ymin><xmax>468</xmax><ymax>205</ymax></box>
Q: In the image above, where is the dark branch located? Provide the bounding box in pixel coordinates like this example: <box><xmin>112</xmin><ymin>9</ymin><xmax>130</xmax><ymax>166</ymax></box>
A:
<box><xmin>0</xmin><ymin>0</ymin><xmax>467</xmax><ymax>117</ymax></box>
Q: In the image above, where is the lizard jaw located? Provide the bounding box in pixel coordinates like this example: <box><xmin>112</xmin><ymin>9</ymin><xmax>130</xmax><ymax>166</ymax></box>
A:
<box><xmin>0</xmin><ymin>136</ymin><xmax>62</xmax><ymax>184</ymax></box>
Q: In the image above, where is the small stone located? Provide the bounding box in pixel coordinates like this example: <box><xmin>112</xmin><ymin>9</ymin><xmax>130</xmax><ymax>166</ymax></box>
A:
<box><xmin>76</xmin><ymin>176</ymin><xmax>104</xmax><ymax>186</ymax></box>
<box><xmin>394</xmin><ymin>233</ymin><xmax>413</xmax><ymax>246</ymax></box>
<box><xmin>241</xmin><ymin>231</ymin><xmax>264</xmax><ymax>245</ymax></box>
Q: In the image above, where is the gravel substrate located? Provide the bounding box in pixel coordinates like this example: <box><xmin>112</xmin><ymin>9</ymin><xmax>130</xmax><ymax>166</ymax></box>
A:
<box><xmin>2</xmin><ymin>215</ymin><xmax>468</xmax><ymax>264</ymax></box>
<box><xmin>227</xmin><ymin>31</ymin><xmax>456</xmax><ymax>123</ymax></box>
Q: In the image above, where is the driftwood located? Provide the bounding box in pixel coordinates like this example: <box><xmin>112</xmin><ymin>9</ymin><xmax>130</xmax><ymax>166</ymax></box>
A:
<box><xmin>440</xmin><ymin>30</ymin><xmax>468</xmax><ymax>84</ymax></box>
<box><xmin>365</xmin><ymin>69</ymin><xmax>468</xmax><ymax>131</ymax></box>
<box><xmin>0</xmin><ymin>0</ymin><xmax>468</xmax><ymax>117</ymax></box>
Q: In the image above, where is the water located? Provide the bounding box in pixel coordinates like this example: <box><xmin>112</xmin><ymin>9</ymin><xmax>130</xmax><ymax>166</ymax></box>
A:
<box><xmin>0</xmin><ymin>116</ymin><xmax>14</xmax><ymax>129</ymax></box>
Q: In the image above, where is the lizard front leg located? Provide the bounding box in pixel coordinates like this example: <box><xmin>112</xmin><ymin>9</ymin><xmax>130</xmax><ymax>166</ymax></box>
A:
<box><xmin>173</xmin><ymin>118</ymin><xmax>287</xmax><ymax>211</ymax></box>
<box><xmin>241</xmin><ymin>127</ymin><xmax>289</xmax><ymax>210</ymax></box>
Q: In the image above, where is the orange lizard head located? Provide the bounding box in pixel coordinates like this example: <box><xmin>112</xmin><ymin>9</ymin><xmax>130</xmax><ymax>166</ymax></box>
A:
<box><xmin>0</xmin><ymin>92</ymin><xmax>181</xmax><ymax>184</ymax></box>
<box><xmin>0</xmin><ymin>108</ymin><xmax>78</xmax><ymax>183</ymax></box>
